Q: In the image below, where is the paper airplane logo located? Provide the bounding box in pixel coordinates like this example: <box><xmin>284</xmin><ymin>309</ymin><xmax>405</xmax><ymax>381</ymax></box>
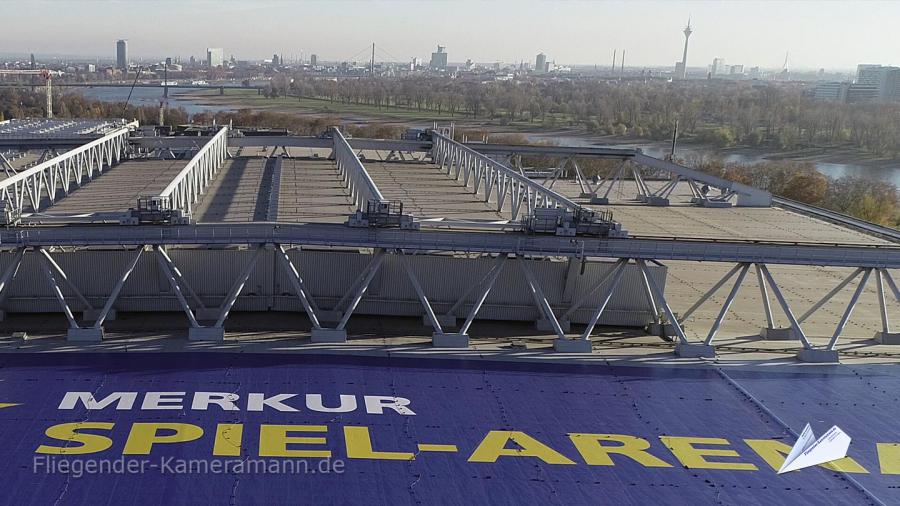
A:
<box><xmin>778</xmin><ymin>424</ymin><xmax>851</xmax><ymax>474</ymax></box>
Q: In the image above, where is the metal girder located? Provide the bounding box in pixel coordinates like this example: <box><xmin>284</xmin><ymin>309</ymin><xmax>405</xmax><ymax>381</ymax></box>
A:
<box><xmin>6</xmin><ymin>223</ymin><xmax>899</xmax><ymax>269</ymax></box>
<box><xmin>560</xmin><ymin>258</ymin><xmax>629</xmax><ymax>321</ymax></box>
<box><xmin>152</xmin><ymin>126</ymin><xmax>228</xmax><ymax>217</ymax></box>
<box><xmin>431</xmin><ymin>131</ymin><xmax>585</xmax><ymax>221</ymax></box>
<box><xmin>629</xmin><ymin>154</ymin><xmax>771</xmax><ymax>207</ymax></box>
<box><xmin>518</xmin><ymin>257</ymin><xmax>566</xmax><ymax>339</ymax></box>
<box><xmin>458</xmin><ymin>255</ymin><xmax>507</xmax><ymax>335</ymax></box>
<box><xmin>275</xmin><ymin>245</ymin><xmax>322</xmax><ymax>329</ymax></box>
<box><xmin>637</xmin><ymin>259</ymin><xmax>689</xmax><ymax>344</ymax></box>
<box><xmin>758</xmin><ymin>264</ymin><xmax>812</xmax><ymax>349</ymax></box>
<box><xmin>336</xmin><ymin>251</ymin><xmax>385</xmax><ymax>330</ymax></box>
<box><xmin>92</xmin><ymin>246</ymin><xmax>144</xmax><ymax>328</ymax></box>
<box><xmin>578</xmin><ymin>258</ymin><xmax>629</xmax><ymax>340</ymax></box>
<box><xmin>0</xmin><ymin>127</ymin><xmax>131</xmax><ymax>224</ymax></box>
<box><xmin>827</xmin><ymin>268</ymin><xmax>872</xmax><ymax>350</ymax></box>
<box><xmin>398</xmin><ymin>253</ymin><xmax>443</xmax><ymax>334</ymax></box>
<box><xmin>153</xmin><ymin>246</ymin><xmax>201</xmax><ymax>327</ymax></box>
<box><xmin>38</xmin><ymin>252</ymin><xmax>78</xmax><ymax>328</ymax></box>
<box><xmin>797</xmin><ymin>268</ymin><xmax>864</xmax><ymax>323</ymax></box>
<box><xmin>37</xmin><ymin>247</ymin><xmax>92</xmax><ymax>312</ymax></box>
<box><xmin>332</xmin><ymin>128</ymin><xmax>387</xmax><ymax>211</ymax></box>
<box><xmin>214</xmin><ymin>246</ymin><xmax>263</xmax><ymax>327</ymax></box>
<box><xmin>704</xmin><ymin>263</ymin><xmax>751</xmax><ymax>345</ymax></box>
<box><xmin>0</xmin><ymin>248</ymin><xmax>25</xmax><ymax>310</ymax></box>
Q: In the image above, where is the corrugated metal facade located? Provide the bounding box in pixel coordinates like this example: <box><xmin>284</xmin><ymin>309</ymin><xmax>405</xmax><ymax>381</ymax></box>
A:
<box><xmin>0</xmin><ymin>249</ymin><xmax>665</xmax><ymax>327</ymax></box>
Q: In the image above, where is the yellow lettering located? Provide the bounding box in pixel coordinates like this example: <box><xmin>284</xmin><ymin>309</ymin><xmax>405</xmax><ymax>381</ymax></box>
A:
<box><xmin>123</xmin><ymin>423</ymin><xmax>204</xmax><ymax>455</ymax></box>
<box><xmin>877</xmin><ymin>443</ymin><xmax>900</xmax><ymax>475</ymax></box>
<box><xmin>569</xmin><ymin>433</ymin><xmax>672</xmax><ymax>467</ymax></box>
<box><xmin>258</xmin><ymin>425</ymin><xmax>330</xmax><ymax>458</ymax></box>
<box><xmin>213</xmin><ymin>423</ymin><xmax>243</xmax><ymax>457</ymax></box>
<box><xmin>469</xmin><ymin>431</ymin><xmax>575</xmax><ymax>464</ymax></box>
<box><xmin>344</xmin><ymin>426</ymin><xmax>414</xmax><ymax>460</ymax></box>
<box><xmin>744</xmin><ymin>439</ymin><xmax>868</xmax><ymax>474</ymax></box>
<box><xmin>660</xmin><ymin>436</ymin><xmax>757</xmax><ymax>471</ymax></box>
<box><xmin>36</xmin><ymin>422</ymin><xmax>114</xmax><ymax>455</ymax></box>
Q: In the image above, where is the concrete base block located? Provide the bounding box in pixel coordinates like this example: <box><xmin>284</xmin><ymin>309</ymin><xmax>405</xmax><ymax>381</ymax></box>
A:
<box><xmin>432</xmin><ymin>333</ymin><xmax>469</xmax><ymax>348</ymax></box>
<box><xmin>700</xmin><ymin>200</ymin><xmax>733</xmax><ymax>208</ymax></box>
<box><xmin>796</xmin><ymin>348</ymin><xmax>840</xmax><ymax>363</ymax></box>
<box><xmin>675</xmin><ymin>343</ymin><xmax>716</xmax><ymax>358</ymax></box>
<box><xmin>590</xmin><ymin>196</ymin><xmax>609</xmax><ymax>205</ymax></box>
<box><xmin>646</xmin><ymin>322</ymin><xmax>677</xmax><ymax>337</ymax></box>
<box><xmin>310</xmin><ymin>328</ymin><xmax>347</xmax><ymax>343</ymax></box>
<box><xmin>645</xmin><ymin>196</ymin><xmax>670</xmax><ymax>206</ymax></box>
<box><xmin>536</xmin><ymin>318</ymin><xmax>571</xmax><ymax>333</ymax></box>
<box><xmin>67</xmin><ymin>327</ymin><xmax>103</xmax><ymax>342</ymax></box>
<box><xmin>82</xmin><ymin>309</ymin><xmax>115</xmax><ymax>322</ymax></box>
<box><xmin>553</xmin><ymin>338</ymin><xmax>593</xmax><ymax>353</ymax></box>
<box><xmin>760</xmin><ymin>327</ymin><xmax>797</xmax><ymax>340</ymax></box>
<box><xmin>875</xmin><ymin>331</ymin><xmax>900</xmax><ymax>345</ymax></box>
<box><xmin>188</xmin><ymin>327</ymin><xmax>225</xmax><ymax>341</ymax></box>
<box><xmin>423</xmin><ymin>314</ymin><xmax>458</xmax><ymax>329</ymax></box>
<box><xmin>194</xmin><ymin>308</ymin><xmax>220</xmax><ymax>321</ymax></box>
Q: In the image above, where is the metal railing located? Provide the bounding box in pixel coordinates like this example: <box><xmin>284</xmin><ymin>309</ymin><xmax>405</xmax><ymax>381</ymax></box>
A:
<box><xmin>0</xmin><ymin>126</ymin><xmax>132</xmax><ymax>224</ymax></box>
<box><xmin>332</xmin><ymin>127</ymin><xmax>386</xmax><ymax>211</ymax></box>
<box><xmin>431</xmin><ymin>131</ymin><xmax>585</xmax><ymax>221</ymax></box>
<box><xmin>152</xmin><ymin>126</ymin><xmax>228</xmax><ymax>217</ymax></box>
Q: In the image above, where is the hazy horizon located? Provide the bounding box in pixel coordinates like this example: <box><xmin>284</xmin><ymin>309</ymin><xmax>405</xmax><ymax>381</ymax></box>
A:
<box><xmin>2</xmin><ymin>0</ymin><xmax>898</xmax><ymax>71</ymax></box>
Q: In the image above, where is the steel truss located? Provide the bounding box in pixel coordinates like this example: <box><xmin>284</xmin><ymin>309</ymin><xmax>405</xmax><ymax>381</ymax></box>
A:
<box><xmin>151</xmin><ymin>126</ymin><xmax>228</xmax><ymax>218</ymax></box>
<box><xmin>431</xmin><ymin>132</ymin><xmax>588</xmax><ymax>221</ymax></box>
<box><xmin>332</xmin><ymin>128</ymin><xmax>387</xmax><ymax>211</ymax></box>
<box><xmin>0</xmin><ymin>240</ymin><xmax>893</xmax><ymax>363</ymax></box>
<box><xmin>0</xmin><ymin>127</ymin><xmax>132</xmax><ymax>224</ymax></box>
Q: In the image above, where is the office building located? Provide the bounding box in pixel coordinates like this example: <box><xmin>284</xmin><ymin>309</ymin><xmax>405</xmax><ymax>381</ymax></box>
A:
<box><xmin>430</xmin><ymin>45</ymin><xmax>447</xmax><ymax>69</ymax></box>
<box><xmin>116</xmin><ymin>39</ymin><xmax>128</xmax><ymax>70</ymax></box>
<box><xmin>207</xmin><ymin>48</ymin><xmax>224</xmax><ymax>68</ymax></box>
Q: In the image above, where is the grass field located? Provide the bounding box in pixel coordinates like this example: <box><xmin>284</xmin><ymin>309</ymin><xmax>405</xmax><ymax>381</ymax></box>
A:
<box><xmin>185</xmin><ymin>88</ymin><xmax>464</xmax><ymax>123</ymax></box>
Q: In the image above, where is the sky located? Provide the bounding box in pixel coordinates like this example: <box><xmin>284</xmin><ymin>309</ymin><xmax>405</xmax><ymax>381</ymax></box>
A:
<box><xmin>1</xmin><ymin>0</ymin><xmax>898</xmax><ymax>71</ymax></box>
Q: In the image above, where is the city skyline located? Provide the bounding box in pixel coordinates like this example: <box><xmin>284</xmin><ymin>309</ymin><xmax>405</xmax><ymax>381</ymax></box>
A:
<box><xmin>1</xmin><ymin>0</ymin><xmax>898</xmax><ymax>71</ymax></box>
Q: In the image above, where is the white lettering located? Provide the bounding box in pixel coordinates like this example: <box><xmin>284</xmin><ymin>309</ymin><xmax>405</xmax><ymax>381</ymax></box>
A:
<box><xmin>191</xmin><ymin>392</ymin><xmax>240</xmax><ymax>411</ymax></box>
<box><xmin>58</xmin><ymin>392</ymin><xmax>137</xmax><ymax>410</ymax></box>
<box><xmin>247</xmin><ymin>393</ymin><xmax>299</xmax><ymax>412</ymax></box>
<box><xmin>141</xmin><ymin>392</ymin><xmax>186</xmax><ymax>410</ymax></box>
<box><xmin>364</xmin><ymin>396</ymin><xmax>416</xmax><ymax>415</ymax></box>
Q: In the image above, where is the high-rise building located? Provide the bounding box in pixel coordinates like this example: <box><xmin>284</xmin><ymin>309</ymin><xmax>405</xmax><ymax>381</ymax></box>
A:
<box><xmin>310</xmin><ymin>54</ymin><xmax>318</xmax><ymax>67</ymax></box>
<box><xmin>711</xmin><ymin>57</ymin><xmax>727</xmax><ymax>76</ymax></box>
<box><xmin>674</xmin><ymin>20</ymin><xmax>692</xmax><ymax>80</ymax></box>
<box><xmin>207</xmin><ymin>48</ymin><xmax>224</xmax><ymax>68</ymax></box>
<box><xmin>116</xmin><ymin>39</ymin><xmax>128</xmax><ymax>70</ymax></box>
<box><xmin>430</xmin><ymin>46</ymin><xmax>447</xmax><ymax>69</ymax></box>
<box><xmin>535</xmin><ymin>53</ymin><xmax>547</xmax><ymax>74</ymax></box>
<box><xmin>856</xmin><ymin>64</ymin><xmax>900</xmax><ymax>101</ymax></box>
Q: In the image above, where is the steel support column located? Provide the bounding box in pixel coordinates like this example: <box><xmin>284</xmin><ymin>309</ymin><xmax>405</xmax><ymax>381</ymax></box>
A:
<box><xmin>275</xmin><ymin>245</ymin><xmax>322</xmax><ymax>329</ymax></box>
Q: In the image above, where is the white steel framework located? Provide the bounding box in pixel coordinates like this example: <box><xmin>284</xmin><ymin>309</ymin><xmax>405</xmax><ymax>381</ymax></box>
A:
<box><xmin>0</xmin><ymin>126</ymin><xmax>132</xmax><ymax>224</ymax></box>
<box><xmin>431</xmin><ymin>132</ymin><xmax>585</xmax><ymax>221</ymax></box>
<box><xmin>152</xmin><ymin>126</ymin><xmax>228</xmax><ymax>217</ymax></box>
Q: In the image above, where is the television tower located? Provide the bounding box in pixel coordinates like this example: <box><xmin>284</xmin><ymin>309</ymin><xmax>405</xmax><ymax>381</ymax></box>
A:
<box><xmin>680</xmin><ymin>19</ymin><xmax>692</xmax><ymax>80</ymax></box>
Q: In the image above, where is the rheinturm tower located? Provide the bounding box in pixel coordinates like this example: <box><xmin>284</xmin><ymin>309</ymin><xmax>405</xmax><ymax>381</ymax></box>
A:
<box><xmin>680</xmin><ymin>19</ymin><xmax>692</xmax><ymax>79</ymax></box>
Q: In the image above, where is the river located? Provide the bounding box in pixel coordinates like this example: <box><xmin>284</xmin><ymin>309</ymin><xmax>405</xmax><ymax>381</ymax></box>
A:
<box><xmin>73</xmin><ymin>86</ymin><xmax>233</xmax><ymax>115</ymax></box>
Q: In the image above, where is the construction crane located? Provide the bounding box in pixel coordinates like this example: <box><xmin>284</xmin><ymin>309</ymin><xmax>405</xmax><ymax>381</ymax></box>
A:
<box><xmin>0</xmin><ymin>69</ymin><xmax>62</xmax><ymax>119</ymax></box>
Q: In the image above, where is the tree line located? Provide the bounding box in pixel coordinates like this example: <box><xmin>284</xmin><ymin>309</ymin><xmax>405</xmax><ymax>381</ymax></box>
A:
<box><xmin>265</xmin><ymin>75</ymin><xmax>900</xmax><ymax>157</ymax></box>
